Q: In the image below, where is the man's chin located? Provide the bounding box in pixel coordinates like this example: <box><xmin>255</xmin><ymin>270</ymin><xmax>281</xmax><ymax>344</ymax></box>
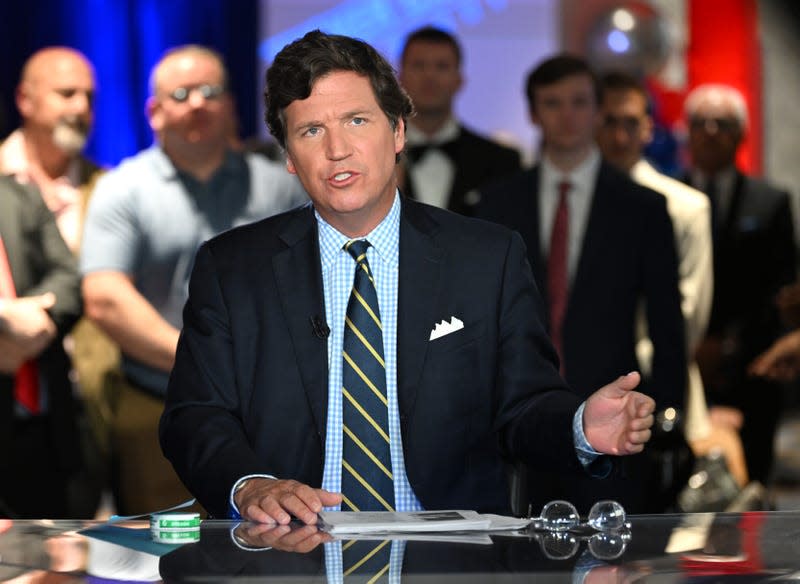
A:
<box><xmin>52</xmin><ymin>127</ymin><xmax>89</xmax><ymax>156</ymax></box>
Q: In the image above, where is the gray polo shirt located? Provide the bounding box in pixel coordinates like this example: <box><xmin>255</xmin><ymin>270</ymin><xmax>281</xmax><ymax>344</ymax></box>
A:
<box><xmin>81</xmin><ymin>145</ymin><xmax>307</xmax><ymax>395</ymax></box>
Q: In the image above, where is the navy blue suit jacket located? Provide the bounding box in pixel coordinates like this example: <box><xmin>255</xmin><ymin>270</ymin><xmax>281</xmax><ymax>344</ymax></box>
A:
<box><xmin>160</xmin><ymin>199</ymin><xmax>589</xmax><ymax>518</ymax></box>
<box><xmin>687</xmin><ymin>170</ymin><xmax>796</xmax><ymax>482</ymax></box>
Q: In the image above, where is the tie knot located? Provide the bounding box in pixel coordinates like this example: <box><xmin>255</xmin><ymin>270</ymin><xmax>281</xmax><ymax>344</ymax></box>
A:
<box><xmin>344</xmin><ymin>239</ymin><xmax>371</xmax><ymax>263</ymax></box>
<box><xmin>558</xmin><ymin>180</ymin><xmax>572</xmax><ymax>198</ymax></box>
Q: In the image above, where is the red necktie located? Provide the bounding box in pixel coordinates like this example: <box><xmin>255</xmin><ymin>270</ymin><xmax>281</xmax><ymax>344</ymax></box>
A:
<box><xmin>0</xmin><ymin>236</ymin><xmax>41</xmax><ymax>414</ymax></box>
<box><xmin>547</xmin><ymin>181</ymin><xmax>570</xmax><ymax>370</ymax></box>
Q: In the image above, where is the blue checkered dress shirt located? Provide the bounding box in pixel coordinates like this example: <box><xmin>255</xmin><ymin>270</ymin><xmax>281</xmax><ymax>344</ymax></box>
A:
<box><xmin>317</xmin><ymin>193</ymin><xmax>424</xmax><ymax>512</ymax></box>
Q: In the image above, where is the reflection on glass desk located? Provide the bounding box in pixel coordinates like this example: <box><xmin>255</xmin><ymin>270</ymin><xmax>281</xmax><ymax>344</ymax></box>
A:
<box><xmin>3</xmin><ymin>511</ymin><xmax>800</xmax><ymax>582</ymax></box>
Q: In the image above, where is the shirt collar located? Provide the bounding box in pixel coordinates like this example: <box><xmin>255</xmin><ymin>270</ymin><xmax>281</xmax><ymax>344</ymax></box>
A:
<box><xmin>151</xmin><ymin>145</ymin><xmax>244</xmax><ymax>181</ymax></box>
<box><xmin>405</xmin><ymin>117</ymin><xmax>460</xmax><ymax>146</ymax></box>
<box><xmin>690</xmin><ymin>164</ymin><xmax>737</xmax><ymax>191</ymax></box>
<box><xmin>316</xmin><ymin>191</ymin><xmax>401</xmax><ymax>271</ymax></box>
<box><xmin>541</xmin><ymin>145</ymin><xmax>601</xmax><ymax>195</ymax></box>
<box><xmin>0</xmin><ymin>129</ymin><xmax>82</xmax><ymax>187</ymax></box>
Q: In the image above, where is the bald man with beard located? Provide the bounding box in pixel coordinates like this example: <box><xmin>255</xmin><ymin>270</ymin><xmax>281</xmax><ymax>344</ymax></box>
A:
<box><xmin>1</xmin><ymin>47</ymin><xmax>119</xmax><ymax>518</ymax></box>
<box><xmin>1</xmin><ymin>47</ymin><xmax>100</xmax><ymax>253</ymax></box>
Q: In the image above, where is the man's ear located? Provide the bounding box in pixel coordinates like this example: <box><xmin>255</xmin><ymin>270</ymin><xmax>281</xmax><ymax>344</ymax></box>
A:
<box><xmin>528</xmin><ymin>105</ymin><xmax>540</xmax><ymax>127</ymax></box>
<box><xmin>286</xmin><ymin>151</ymin><xmax>297</xmax><ymax>175</ymax></box>
<box><xmin>393</xmin><ymin>118</ymin><xmax>406</xmax><ymax>156</ymax></box>
<box><xmin>146</xmin><ymin>97</ymin><xmax>163</xmax><ymax>133</ymax></box>
<box><xmin>641</xmin><ymin>114</ymin><xmax>655</xmax><ymax>145</ymax></box>
<box><xmin>16</xmin><ymin>83</ymin><xmax>34</xmax><ymax>118</ymax></box>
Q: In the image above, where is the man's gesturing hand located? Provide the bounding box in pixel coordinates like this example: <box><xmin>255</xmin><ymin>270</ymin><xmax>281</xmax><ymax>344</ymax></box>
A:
<box><xmin>583</xmin><ymin>372</ymin><xmax>655</xmax><ymax>455</ymax></box>
<box><xmin>234</xmin><ymin>478</ymin><xmax>342</xmax><ymax>525</ymax></box>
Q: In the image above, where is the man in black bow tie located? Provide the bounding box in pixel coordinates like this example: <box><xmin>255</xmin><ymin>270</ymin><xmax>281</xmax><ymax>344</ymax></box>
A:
<box><xmin>398</xmin><ymin>26</ymin><xmax>520</xmax><ymax>215</ymax></box>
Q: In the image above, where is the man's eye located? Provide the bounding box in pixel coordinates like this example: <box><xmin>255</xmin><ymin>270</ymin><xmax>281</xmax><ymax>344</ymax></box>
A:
<box><xmin>351</xmin><ymin>117</ymin><xmax>366</xmax><ymax>126</ymax></box>
<box><xmin>304</xmin><ymin>127</ymin><xmax>320</xmax><ymax>137</ymax></box>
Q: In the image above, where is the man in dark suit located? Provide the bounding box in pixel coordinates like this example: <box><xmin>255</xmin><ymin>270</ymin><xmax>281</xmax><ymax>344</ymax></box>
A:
<box><xmin>160</xmin><ymin>31</ymin><xmax>656</xmax><ymax>524</ymax></box>
<box><xmin>684</xmin><ymin>83</ymin><xmax>796</xmax><ymax>484</ymax></box>
<box><xmin>0</xmin><ymin>176</ymin><xmax>82</xmax><ymax>518</ymax></box>
<box><xmin>477</xmin><ymin>55</ymin><xmax>686</xmax><ymax>514</ymax></box>
<box><xmin>397</xmin><ymin>26</ymin><xmax>521</xmax><ymax>216</ymax></box>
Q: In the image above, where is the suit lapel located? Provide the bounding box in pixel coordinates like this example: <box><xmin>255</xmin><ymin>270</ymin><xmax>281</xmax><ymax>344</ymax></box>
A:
<box><xmin>272</xmin><ymin>208</ymin><xmax>329</xmax><ymax>440</ymax></box>
<box><xmin>720</xmin><ymin>171</ymin><xmax>747</xmax><ymax>241</ymax></box>
<box><xmin>446</xmin><ymin>130</ymin><xmax>468</xmax><ymax>211</ymax></box>
<box><xmin>397</xmin><ymin>201</ymin><xmax>444</xmax><ymax>418</ymax></box>
<box><xmin>526</xmin><ymin>167</ymin><xmax>546</xmax><ymax>288</ymax></box>
<box><xmin>568</xmin><ymin>163</ymin><xmax>612</xmax><ymax>314</ymax></box>
<box><xmin>0</xmin><ymin>185</ymin><xmax>27</xmax><ymax>285</ymax></box>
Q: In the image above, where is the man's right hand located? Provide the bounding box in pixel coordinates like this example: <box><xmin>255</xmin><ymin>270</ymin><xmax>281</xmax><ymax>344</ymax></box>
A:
<box><xmin>0</xmin><ymin>293</ymin><xmax>57</xmax><ymax>356</ymax></box>
<box><xmin>234</xmin><ymin>478</ymin><xmax>342</xmax><ymax>525</ymax></box>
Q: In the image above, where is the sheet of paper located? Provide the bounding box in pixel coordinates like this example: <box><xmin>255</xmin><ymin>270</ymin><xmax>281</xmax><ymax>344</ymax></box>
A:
<box><xmin>318</xmin><ymin>510</ymin><xmax>492</xmax><ymax>534</ymax></box>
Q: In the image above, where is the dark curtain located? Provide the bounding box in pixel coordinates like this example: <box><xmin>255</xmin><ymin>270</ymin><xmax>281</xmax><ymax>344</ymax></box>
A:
<box><xmin>0</xmin><ymin>0</ymin><xmax>259</xmax><ymax>167</ymax></box>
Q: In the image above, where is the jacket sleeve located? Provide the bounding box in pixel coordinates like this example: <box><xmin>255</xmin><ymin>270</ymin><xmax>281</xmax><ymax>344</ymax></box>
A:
<box><xmin>159</xmin><ymin>242</ymin><xmax>270</xmax><ymax>518</ymax></box>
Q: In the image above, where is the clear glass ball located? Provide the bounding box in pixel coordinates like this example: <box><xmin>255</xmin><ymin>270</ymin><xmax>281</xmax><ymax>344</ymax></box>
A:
<box><xmin>540</xmin><ymin>531</ymin><xmax>580</xmax><ymax>560</ymax></box>
<box><xmin>587</xmin><ymin>530</ymin><xmax>631</xmax><ymax>560</ymax></box>
<box><xmin>540</xmin><ymin>500</ymin><xmax>580</xmax><ymax>532</ymax></box>
<box><xmin>587</xmin><ymin>500</ymin><xmax>627</xmax><ymax>531</ymax></box>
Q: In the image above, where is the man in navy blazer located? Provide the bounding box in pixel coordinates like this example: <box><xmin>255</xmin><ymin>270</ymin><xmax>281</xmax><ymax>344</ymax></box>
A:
<box><xmin>477</xmin><ymin>55</ymin><xmax>686</xmax><ymax>514</ymax></box>
<box><xmin>684</xmin><ymin>84</ymin><xmax>796</xmax><ymax>483</ymax></box>
<box><xmin>160</xmin><ymin>31</ymin><xmax>656</xmax><ymax>523</ymax></box>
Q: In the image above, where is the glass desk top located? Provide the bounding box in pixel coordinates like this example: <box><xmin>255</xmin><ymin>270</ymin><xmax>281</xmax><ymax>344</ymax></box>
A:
<box><xmin>2</xmin><ymin>511</ymin><xmax>800</xmax><ymax>582</ymax></box>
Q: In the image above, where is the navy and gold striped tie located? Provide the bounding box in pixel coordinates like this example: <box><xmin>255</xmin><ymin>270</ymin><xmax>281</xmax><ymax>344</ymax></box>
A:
<box><xmin>341</xmin><ymin>239</ymin><xmax>395</xmax><ymax>512</ymax></box>
<box><xmin>342</xmin><ymin>539</ymin><xmax>391</xmax><ymax>582</ymax></box>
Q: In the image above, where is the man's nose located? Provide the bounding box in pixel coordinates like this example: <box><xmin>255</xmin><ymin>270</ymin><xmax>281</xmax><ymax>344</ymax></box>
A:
<box><xmin>70</xmin><ymin>91</ymin><xmax>92</xmax><ymax>114</ymax></box>
<box><xmin>188</xmin><ymin>90</ymin><xmax>208</xmax><ymax>108</ymax></box>
<box><xmin>702</xmin><ymin>118</ymin><xmax>721</xmax><ymax>134</ymax></box>
<box><xmin>325</xmin><ymin>128</ymin><xmax>351</xmax><ymax>160</ymax></box>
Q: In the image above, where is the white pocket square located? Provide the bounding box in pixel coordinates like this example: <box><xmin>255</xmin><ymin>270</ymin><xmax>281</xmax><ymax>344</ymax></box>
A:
<box><xmin>429</xmin><ymin>316</ymin><xmax>464</xmax><ymax>341</ymax></box>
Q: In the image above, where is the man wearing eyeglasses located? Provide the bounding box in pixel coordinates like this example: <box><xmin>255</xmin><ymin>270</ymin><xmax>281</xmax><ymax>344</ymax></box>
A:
<box><xmin>80</xmin><ymin>45</ymin><xmax>307</xmax><ymax>514</ymax></box>
<box><xmin>596</xmin><ymin>73</ymin><xmax>754</xmax><ymax>494</ymax></box>
<box><xmin>682</xmin><ymin>83</ymin><xmax>796</xmax><ymax>486</ymax></box>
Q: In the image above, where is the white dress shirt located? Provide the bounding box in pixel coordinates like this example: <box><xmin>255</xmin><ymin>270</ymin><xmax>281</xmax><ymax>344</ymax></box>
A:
<box><xmin>538</xmin><ymin>147</ymin><xmax>601</xmax><ymax>283</ymax></box>
<box><xmin>404</xmin><ymin>118</ymin><xmax>460</xmax><ymax>209</ymax></box>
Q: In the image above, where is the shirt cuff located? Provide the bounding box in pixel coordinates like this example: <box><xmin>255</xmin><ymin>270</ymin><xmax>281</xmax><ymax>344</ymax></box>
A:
<box><xmin>573</xmin><ymin>402</ymin><xmax>611</xmax><ymax>478</ymax></box>
<box><xmin>229</xmin><ymin>474</ymin><xmax>276</xmax><ymax>519</ymax></box>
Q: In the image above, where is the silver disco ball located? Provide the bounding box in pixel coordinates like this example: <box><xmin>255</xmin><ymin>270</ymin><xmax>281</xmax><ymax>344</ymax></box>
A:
<box><xmin>585</xmin><ymin>1</ymin><xmax>672</xmax><ymax>76</ymax></box>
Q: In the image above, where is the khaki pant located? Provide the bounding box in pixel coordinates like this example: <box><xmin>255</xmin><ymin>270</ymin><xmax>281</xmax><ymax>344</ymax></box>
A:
<box><xmin>108</xmin><ymin>372</ymin><xmax>204</xmax><ymax>516</ymax></box>
<box><xmin>70</xmin><ymin>317</ymin><xmax>120</xmax><ymax>448</ymax></box>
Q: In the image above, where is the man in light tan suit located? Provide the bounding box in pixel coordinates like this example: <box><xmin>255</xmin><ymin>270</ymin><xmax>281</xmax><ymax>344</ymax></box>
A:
<box><xmin>597</xmin><ymin>72</ymin><xmax>747</xmax><ymax>488</ymax></box>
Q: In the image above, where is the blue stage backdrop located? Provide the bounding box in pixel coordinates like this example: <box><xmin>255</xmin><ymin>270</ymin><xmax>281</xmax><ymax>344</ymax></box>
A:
<box><xmin>0</xmin><ymin>0</ymin><xmax>258</xmax><ymax>167</ymax></box>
